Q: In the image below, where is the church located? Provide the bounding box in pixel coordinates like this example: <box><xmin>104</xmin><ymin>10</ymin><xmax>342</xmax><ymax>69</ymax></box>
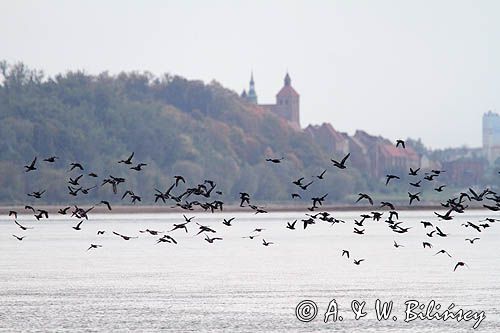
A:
<box><xmin>241</xmin><ymin>72</ymin><xmax>301</xmax><ymax>130</ymax></box>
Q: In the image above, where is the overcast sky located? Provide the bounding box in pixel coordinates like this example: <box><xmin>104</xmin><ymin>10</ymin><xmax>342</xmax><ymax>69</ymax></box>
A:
<box><xmin>2</xmin><ymin>0</ymin><xmax>499</xmax><ymax>149</ymax></box>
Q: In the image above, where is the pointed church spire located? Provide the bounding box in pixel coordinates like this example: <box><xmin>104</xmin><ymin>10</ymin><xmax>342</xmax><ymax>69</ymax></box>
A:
<box><xmin>247</xmin><ymin>71</ymin><xmax>258</xmax><ymax>104</ymax></box>
<box><xmin>284</xmin><ymin>72</ymin><xmax>291</xmax><ymax>86</ymax></box>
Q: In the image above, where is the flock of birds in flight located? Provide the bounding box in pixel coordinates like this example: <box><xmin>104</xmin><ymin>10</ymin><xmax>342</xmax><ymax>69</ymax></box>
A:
<box><xmin>7</xmin><ymin>139</ymin><xmax>500</xmax><ymax>272</ymax></box>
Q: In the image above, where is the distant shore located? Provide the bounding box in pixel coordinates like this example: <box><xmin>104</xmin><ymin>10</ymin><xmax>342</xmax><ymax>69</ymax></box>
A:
<box><xmin>0</xmin><ymin>203</ymin><xmax>491</xmax><ymax>215</ymax></box>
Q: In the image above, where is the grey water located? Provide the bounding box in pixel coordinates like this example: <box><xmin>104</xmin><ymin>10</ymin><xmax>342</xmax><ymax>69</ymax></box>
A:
<box><xmin>0</xmin><ymin>210</ymin><xmax>499</xmax><ymax>332</ymax></box>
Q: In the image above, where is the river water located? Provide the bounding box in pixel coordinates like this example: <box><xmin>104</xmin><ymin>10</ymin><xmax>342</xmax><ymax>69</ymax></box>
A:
<box><xmin>0</xmin><ymin>210</ymin><xmax>498</xmax><ymax>332</ymax></box>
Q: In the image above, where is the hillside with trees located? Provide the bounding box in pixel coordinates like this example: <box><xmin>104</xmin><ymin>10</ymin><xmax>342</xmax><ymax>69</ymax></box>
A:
<box><xmin>0</xmin><ymin>61</ymin><xmax>368</xmax><ymax>206</ymax></box>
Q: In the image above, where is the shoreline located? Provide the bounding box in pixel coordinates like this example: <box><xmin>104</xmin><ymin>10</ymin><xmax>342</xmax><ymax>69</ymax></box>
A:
<box><xmin>0</xmin><ymin>203</ymin><xmax>492</xmax><ymax>215</ymax></box>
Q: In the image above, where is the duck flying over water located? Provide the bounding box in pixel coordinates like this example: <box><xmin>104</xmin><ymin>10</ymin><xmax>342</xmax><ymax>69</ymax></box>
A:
<box><xmin>453</xmin><ymin>261</ymin><xmax>469</xmax><ymax>271</ymax></box>
<box><xmin>99</xmin><ymin>201</ymin><xmax>112</xmax><ymax>211</ymax></box>
<box><xmin>435</xmin><ymin>185</ymin><xmax>446</xmax><ymax>192</ymax></box>
<box><xmin>170</xmin><ymin>222</ymin><xmax>189</xmax><ymax>233</ymax></box>
<box><xmin>299</xmin><ymin>181</ymin><xmax>314</xmax><ymax>190</ymax></box>
<box><xmin>174</xmin><ymin>175</ymin><xmax>185</xmax><ymax>187</ymax></box>
<box><xmin>72</xmin><ymin>220</ymin><xmax>84</xmax><ymax>231</ymax></box>
<box><xmin>434</xmin><ymin>249</ymin><xmax>452</xmax><ymax>258</ymax></box>
<box><xmin>14</xmin><ymin>220</ymin><xmax>33</xmax><ymax>231</ymax></box>
<box><xmin>353</xmin><ymin>228</ymin><xmax>365</xmax><ymax>235</ymax></box>
<box><xmin>12</xmin><ymin>234</ymin><xmax>25</xmax><ymax>241</ymax></box>
<box><xmin>130</xmin><ymin>163</ymin><xmax>147</xmax><ymax>171</ymax></box>
<box><xmin>409</xmin><ymin>167</ymin><xmax>420</xmax><ymax>176</ymax></box>
<box><xmin>196</xmin><ymin>223</ymin><xmax>216</xmax><ymax>235</ymax></box>
<box><xmin>353</xmin><ymin>259</ymin><xmax>364</xmax><ymax>265</ymax></box>
<box><xmin>421</xmin><ymin>221</ymin><xmax>433</xmax><ymax>228</ymax></box>
<box><xmin>24</xmin><ymin>157</ymin><xmax>37</xmax><ymax>172</ymax></box>
<box><xmin>222</xmin><ymin>217</ymin><xmax>235</xmax><ymax>226</ymax></box>
<box><xmin>331</xmin><ymin>153</ymin><xmax>350</xmax><ymax>169</ymax></box>
<box><xmin>393</xmin><ymin>240</ymin><xmax>404</xmax><ymax>248</ymax></box>
<box><xmin>139</xmin><ymin>229</ymin><xmax>164</xmax><ymax>236</ymax></box>
<box><xmin>465</xmin><ymin>237</ymin><xmax>480</xmax><ymax>244</ymax></box>
<box><xmin>204</xmin><ymin>235</ymin><xmax>223</xmax><ymax>243</ymax></box>
<box><xmin>118</xmin><ymin>152</ymin><xmax>134</xmax><ymax>164</ymax></box>
<box><xmin>380</xmin><ymin>201</ymin><xmax>395</xmax><ymax>210</ymax></box>
<box><xmin>292</xmin><ymin>177</ymin><xmax>304</xmax><ymax>186</ymax></box>
<box><xmin>112</xmin><ymin>231</ymin><xmax>138</xmax><ymax>240</ymax></box>
<box><xmin>69</xmin><ymin>162</ymin><xmax>84</xmax><ymax>171</ymax></box>
<box><xmin>408</xmin><ymin>192</ymin><xmax>421</xmax><ymax>205</ymax></box>
<box><xmin>356</xmin><ymin>193</ymin><xmax>373</xmax><ymax>205</ymax></box>
<box><xmin>262</xmin><ymin>239</ymin><xmax>274</xmax><ymax>246</ymax></box>
<box><xmin>87</xmin><ymin>244</ymin><xmax>102</xmax><ymax>251</ymax></box>
<box><xmin>43</xmin><ymin>156</ymin><xmax>58</xmax><ymax>163</ymax></box>
<box><xmin>385</xmin><ymin>174</ymin><xmax>400</xmax><ymax>185</ymax></box>
<box><xmin>422</xmin><ymin>242</ymin><xmax>432</xmax><ymax>249</ymax></box>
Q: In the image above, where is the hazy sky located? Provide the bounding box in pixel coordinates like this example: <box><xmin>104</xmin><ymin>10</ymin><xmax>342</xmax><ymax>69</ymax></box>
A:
<box><xmin>2</xmin><ymin>0</ymin><xmax>499</xmax><ymax>149</ymax></box>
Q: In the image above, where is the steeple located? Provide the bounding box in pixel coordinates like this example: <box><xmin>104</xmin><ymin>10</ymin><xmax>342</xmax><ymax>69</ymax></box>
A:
<box><xmin>284</xmin><ymin>72</ymin><xmax>291</xmax><ymax>86</ymax></box>
<box><xmin>247</xmin><ymin>71</ymin><xmax>258</xmax><ymax>104</ymax></box>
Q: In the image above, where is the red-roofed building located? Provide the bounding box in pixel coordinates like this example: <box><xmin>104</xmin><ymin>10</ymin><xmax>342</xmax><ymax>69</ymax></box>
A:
<box><xmin>242</xmin><ymin>72</ymin><xmax>300</xmax><ymax>130</ymax></box>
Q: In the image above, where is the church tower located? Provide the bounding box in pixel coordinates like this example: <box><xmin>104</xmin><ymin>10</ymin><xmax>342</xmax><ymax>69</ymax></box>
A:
<box><xmin>246</xmin><ymin>72</ymin><xmax>258</xmax><ymax>104</ymax></box>
<box><xmin>274</xmin><ymin>72</ymin><xmax>300</xmax><ymax>130</ymax></box>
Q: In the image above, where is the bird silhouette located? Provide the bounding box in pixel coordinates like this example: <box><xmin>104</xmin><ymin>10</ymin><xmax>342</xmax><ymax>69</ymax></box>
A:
<box><xmin>69</xmin><ymin>162</ymin><xmax>84</xmax><ymax>171</ymax></box>
<box><xmin>408</xmin><ymin>192</ymin><xmax>421</xmax><ymax>205</ymax></box>
<box><xmin>286</xmin><ymin>220</ymin><xmax>297</xmax><ymax>230</ymax></box>
<box><xmin>353</xmin><ymin>259</ymin><xmax>364</xmax><ymax>265</ymax></box>
<box><xmin>299</xmin><ymin>181</ymin><xmax>314</xmax><ymax>190</ymax></box>
<box><xmin>262</xmin><ymin>239</ymin><xmax>274</xmax><ymax>246</ymax></box>
<box><xmin>9</xmin><ymin>210</ymin><xmax>18</xmax><ymax>219</ymax></box>
<box><xmin>113</xmin><ymin>232</ymin><xmax>137</xmax><ymax>240</ymax></box>
<box><xmin>434</xmin><ymin>249</ymin><xmax>452</xmax><ymax>258</ymax></box>
<box><xmin>72</xmin><ymin>220</ymin><xmax>84</xmax><ymax>231</ymax></box>
<box><xmin>99</xmin><ymin>201</ymin><xmax>112</xmax><ymax>211</ymax></box>
<box><xmin>87</xmin><ymin>244</ymin><xmax>102</xmax><ymax>251</ymax></box>
<box><xmin>118</xmin><ymin>152</ymin><xmax>134</xmax><ymax>164</ymax></box>
<box><xmin>435</xmin><ymin>185</ymin><xmax>446</xmax><ymax>192</ymax></box>
<box><xmin>385</xmin><ymin>174</ymin><xmax>400</xmax><ymax>185</ymax></box>
<box><xmin>316</xmin><ymin>170</ymin><xmax>326</xmax><ymax>179</ymax></box>
<box><xmin>174</xmin><ymin>175</ymin><xmax>185</xmax><ymax>187</ymax></box>
<box><xmin>465</xmin><ymin>238</ymin><xmax>480</xmax><ymax>244</ymax></box>
<box><xmin>356</xmin><ymin>193</ymin><xmax>373</xmax><ymax>205</ymax></box>
<box><xmin>43</xmin><ymin>156</ymin><xmax>58</xmax><ymax>163</ymax></box>
<box><xmin>12</xmin><ymin>235</ymin><xmax>25</xmax><ymax>241</ymax></box>
<box><xmin>342</xmin><ymin>250</ymin><xmax>350</xmax><ymax>258</ymax></box>
<box><xmin>453</xmin><ymin>261</ymin><xmax>469</xmax><ymax>271</ymax></box>
<box><xmin>423</xmin><ymin>242</ymin><xmax>433</xmax><ymax>249</ymax></box>
<box><xmin>222</xmin><ymin>217</ymin><xmax>235</xmax><ymax>226</ymax></box>
<box><xmin>204</xmin><ymin>235</ymin><xmax>223</xmax><ymax>243</ymax></box>
<box><xmin>409</xmin><ymin>167</ymin><xmax>420</xmax><ymax>176</ymax></box>
<box><xmin>292</xmin><ymin>177</ymin><xmax>304</xmax><ymax>186</ymax></box>
<box><xmin>24</xmin><ymin>157</ymin><xmax>37</xmax><ymax>172</ymax></box>
<box><xmin>58</xmin><ymin>206</ymin><xmax>71</xmax><ymax>215</ymax></box>
<box><xmin>421</xmin><ymin>221</ymin><xmax>433</xmax><ymax>228</ymax></box>
<box><xmin>396</xmin><ymin>140</ymin><xmax>405</xmax><ymax>148</ymax></box>
<box><xmin>130</xmin><ymin>163</ymin><xmax>147</xmax><ymax>171</ymax></box>
<box><xmin>393</xmin><ymin>240</ymin><xmax>404</xmax><ymax>248</ymax></box>
<box><xmin>331</xmin><ymin>153</ymin><xmax>350</xmax><ymax>169</ymax></box>
<box><xmin>14</xmin><ymin>220</ymin><xmax>33</xmax><ymax>231</ymax></box>
<box><xmin>265</xmin><ymin>157</ymin><xmax>283</xmax><ymax>163</ymax></box>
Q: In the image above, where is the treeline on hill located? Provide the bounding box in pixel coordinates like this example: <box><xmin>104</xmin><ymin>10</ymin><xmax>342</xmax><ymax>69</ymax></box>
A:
<box><xmin>0</xmin><ymin>61</ymin><xmax>381</xmax><ymax>206</ymax></box>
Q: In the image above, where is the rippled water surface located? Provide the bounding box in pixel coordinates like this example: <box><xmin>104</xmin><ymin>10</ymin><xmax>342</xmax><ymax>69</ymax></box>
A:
<box><xmin>0</xmin><ymin>210</ymin><xmax>499</xmax><ymax>332</ymax></box>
